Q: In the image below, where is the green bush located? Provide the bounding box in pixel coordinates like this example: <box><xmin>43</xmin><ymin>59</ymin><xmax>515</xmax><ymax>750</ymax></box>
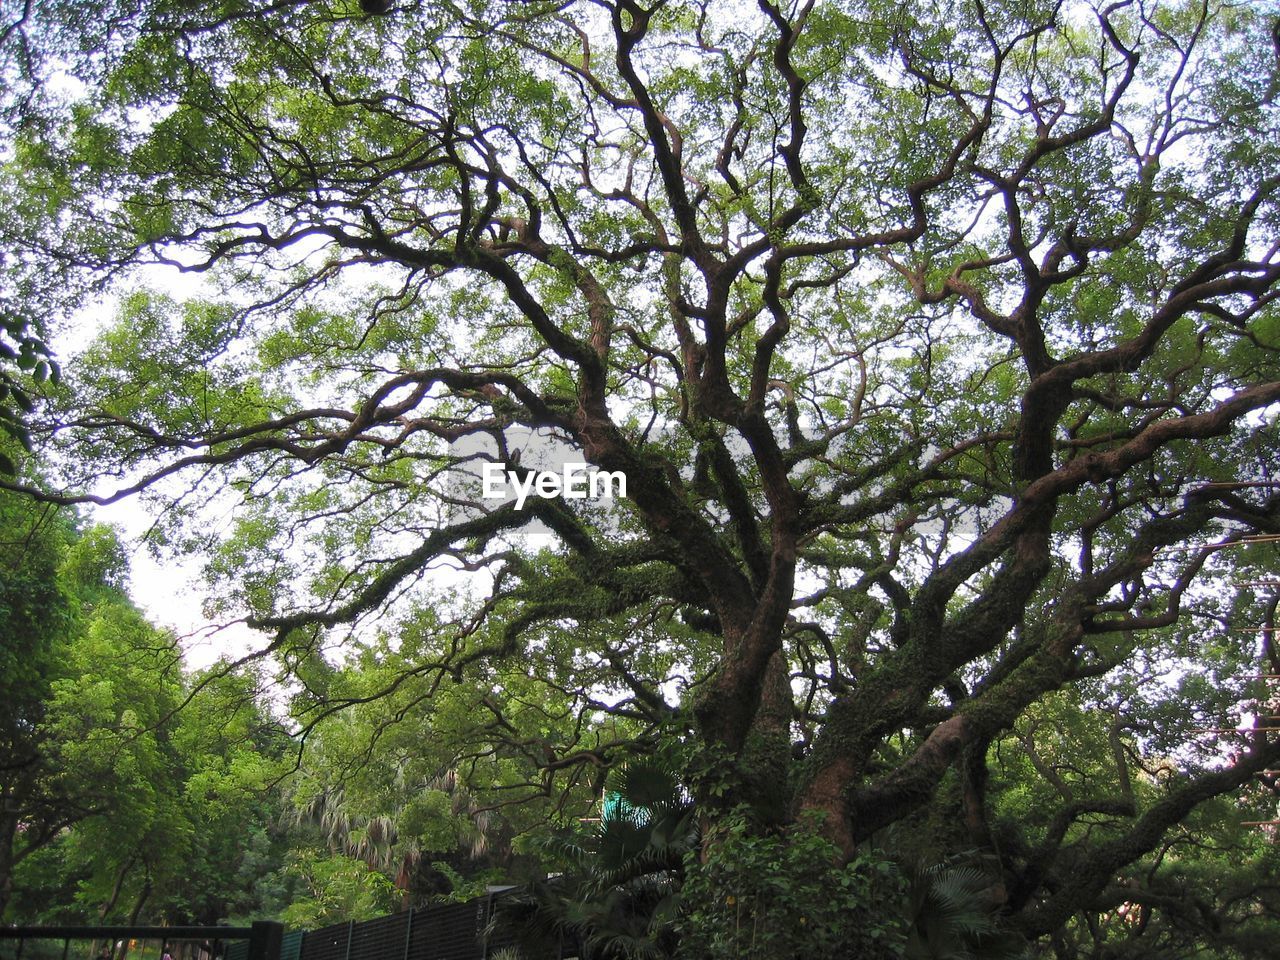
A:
<box><xmin>676</xmin><ymin>813</ymin><xmax>905</xmax><ymax>960</ymax></box>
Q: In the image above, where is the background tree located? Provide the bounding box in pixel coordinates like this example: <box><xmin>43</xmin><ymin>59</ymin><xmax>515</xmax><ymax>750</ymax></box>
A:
<box><xmin>278</xmin><ymin>637</ymin><xmax>596</xmax><ymax>907</ymax></box>
<box><xmin>0</xmin><ymin>467</ymin><xmax>76</xmax><ymax>916</ymax></box>
<box><xmin>0</xmin><ymin>476</ymin><xmax>293</xmax><ymax>925</ymax></box>
<box><xmin>4</xmin><ymin>0</ymin><xmax>1280</xmax><ymax>953</ymax></box>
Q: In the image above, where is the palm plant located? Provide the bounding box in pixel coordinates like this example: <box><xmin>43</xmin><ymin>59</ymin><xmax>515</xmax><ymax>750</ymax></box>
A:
<box><xmin>290</xmin><ymin>767</ymin><xmax>497</xmax><ymax>899</ymax></box>
<box><xmin>902</xmin><ymin>856</ymin><xmax>1028</xmax><ymax>960</ymax></box>
<box><xmin>489</xmin><ymin>759</ymin><xmax>697</xmax><ymax>960</ymax></box>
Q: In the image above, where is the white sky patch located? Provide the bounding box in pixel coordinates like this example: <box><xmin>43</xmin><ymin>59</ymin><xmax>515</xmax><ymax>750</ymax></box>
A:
<box><xmin>88</xmin><ymin>497</ymin><xmax>262</xmax><ymax>670</ymax></box>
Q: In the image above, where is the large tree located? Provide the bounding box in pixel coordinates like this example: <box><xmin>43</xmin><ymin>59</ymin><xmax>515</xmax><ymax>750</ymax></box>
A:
<box><xmin>4</xmin><ymin>0</ymin><xmax>1280</xmax><ymax>951</ymax></box>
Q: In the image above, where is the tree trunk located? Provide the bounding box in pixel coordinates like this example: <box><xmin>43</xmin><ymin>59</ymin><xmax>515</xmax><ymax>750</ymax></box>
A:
<box><xmin>99</xmin><ymin>856</ymin><xmax>136</xmax><ymax>924</ymax></box>
<box><xmin>692</xmin><ymin>641</ymin><xmax>794</xmax><ymax>829</ymax></box>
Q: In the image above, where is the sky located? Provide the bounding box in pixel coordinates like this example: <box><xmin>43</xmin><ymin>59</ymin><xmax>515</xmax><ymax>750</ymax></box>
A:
<box><xmin>90</xmin><ymin>495</ymin><xmax>264</xmax><ymax>670</ymax></box>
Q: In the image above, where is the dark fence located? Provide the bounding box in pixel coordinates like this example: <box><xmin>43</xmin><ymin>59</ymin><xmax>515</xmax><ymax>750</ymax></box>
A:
<box><xmin>3</xmin><ymin>894</ymin><xmax>570</xmax><ymax>960</ymax></box>
<box><xmin>0</xmin><ymin>923</ymin><xmax>281</xmax><ymax>960</ymax></box>
<box><xmin>219</xmin><ymin>893</ymin><xmax>570</xmax><ymax>960</ymax></box>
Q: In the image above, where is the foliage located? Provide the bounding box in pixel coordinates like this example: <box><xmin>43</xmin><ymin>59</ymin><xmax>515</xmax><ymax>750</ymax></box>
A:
<box><xmin>278</xmin><ymin>851</ymin><xmax>398</xmax><ymax>929</ymax></box>
<box><xmin>0</xmin><ymin>479</ymin><xmax>292</xmax><ymax>925</ymax></box>
<box><xmin>678</xmin><ymin>812</ymin><xmax>904</xmax><ymax>960</ymax></box>
<box><xmin>0</xmin><ymin>476</ymin><xmax>189</xmax><ymax>922</ymax></box>
<box><xmin>0</xmin><ymin>479</ymin><xmax>76</xmax><ymax>916</ymax></box>
<box><xmin>277</xmin><ymin>636</ymin><xmax>605</xmax><ymax>906</ymax></box>
<box><xmin>984</xmin><ymin>689</ymin><xmax>1280</xmax><ymax>958</ymax></box>
<box><xmin>493</xmin><ymin>759</ymin><xmax>696</xmax><ymax>960</ymax></box>
<box><xmin>0</xmin><ymin>309</ymin><xmax>58</xmax><ymax>475</ymax></box>
<box><xmin>899</xmin><ymin>855</ymin><xmax>1027</xmax><ymax>960</ymax></box>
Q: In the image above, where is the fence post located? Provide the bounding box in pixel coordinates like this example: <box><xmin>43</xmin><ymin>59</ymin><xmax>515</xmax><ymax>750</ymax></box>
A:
<box><xmin>400</xmin><ymin>909</ymin><xmax>413</xmax><ymax>960</ymax></box>
<box><xmin>246</xmin><ymin>922</ymin><xmax>283</xmax><ymax>960</ymax></box>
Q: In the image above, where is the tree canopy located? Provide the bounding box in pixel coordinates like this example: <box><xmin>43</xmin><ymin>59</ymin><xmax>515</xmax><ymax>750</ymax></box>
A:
<box><xmin>4</xmin><ymin>0</ymin><xmax>1280</xmax><ymax>954</ymax></box>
